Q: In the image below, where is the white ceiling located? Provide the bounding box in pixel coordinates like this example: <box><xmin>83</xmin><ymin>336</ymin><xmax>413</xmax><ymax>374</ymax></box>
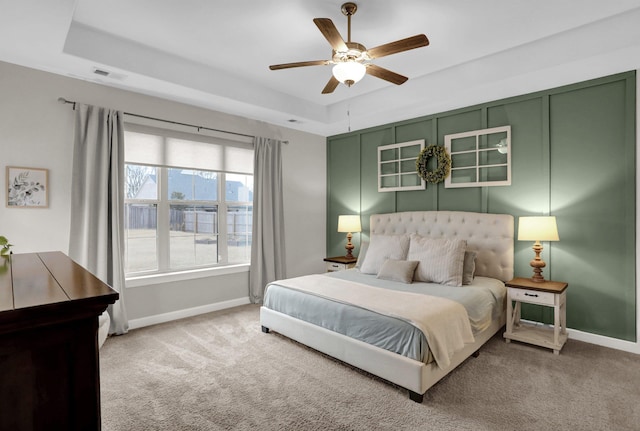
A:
<box><xmin>2</xmin><ymin>0</ymin><xmax>640</xmax><ymax>136</ymax></box>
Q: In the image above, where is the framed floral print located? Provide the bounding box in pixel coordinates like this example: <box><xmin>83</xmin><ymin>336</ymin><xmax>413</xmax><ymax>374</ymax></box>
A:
<box><xmin>6</xmin><ymin>166</ymin><xmax>49</xmax><ymax>208</ymax></box>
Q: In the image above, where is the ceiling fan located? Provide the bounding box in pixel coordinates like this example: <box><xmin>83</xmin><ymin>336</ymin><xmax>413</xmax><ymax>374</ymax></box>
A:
<box><xmin>269</xmin><ymin>2</ymin><xmax>429</xmax><ymax>94</ymax></box>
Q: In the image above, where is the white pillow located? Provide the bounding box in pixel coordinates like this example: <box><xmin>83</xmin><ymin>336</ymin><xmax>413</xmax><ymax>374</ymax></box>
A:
<box><xmin>355</xmin><ymin>241</ymin><xmax>369</xmax><ymax>269</ymax></box>
<box><xmin>359</xmin><ymin>234</ymin><xmax>410</xmax><ymax>275</ymax></box>
<box><xmin>407</xmin><ymin>234</ymin><xmax>467</xmax><ymax>286</ymax></box>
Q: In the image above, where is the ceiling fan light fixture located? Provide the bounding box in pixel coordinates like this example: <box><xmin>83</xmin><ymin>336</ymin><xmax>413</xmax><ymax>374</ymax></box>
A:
<box><xmin>332</xmin><ymin>61</ymin><xmax>366</xmax><ymax>86</ymax></box>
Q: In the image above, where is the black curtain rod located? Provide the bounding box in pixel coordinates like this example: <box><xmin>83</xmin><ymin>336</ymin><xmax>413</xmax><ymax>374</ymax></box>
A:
<box><xmin>57</xmin><ymin>97</ymin><xmax>256</xmax><ymax>140</ymax></box>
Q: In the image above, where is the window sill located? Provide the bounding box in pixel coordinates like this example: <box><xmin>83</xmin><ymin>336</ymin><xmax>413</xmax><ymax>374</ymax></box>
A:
<box><xmin>125</xmin><ymin>264</ymin><xmax>250</xmax><ymax>288</ymax></box>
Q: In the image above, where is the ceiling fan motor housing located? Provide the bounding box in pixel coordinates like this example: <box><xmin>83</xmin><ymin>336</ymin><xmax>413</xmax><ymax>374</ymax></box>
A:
<box><xmin>332</xmin><ymin>42</ymin><xmax>369</xmax><ymax>64</ymax></box>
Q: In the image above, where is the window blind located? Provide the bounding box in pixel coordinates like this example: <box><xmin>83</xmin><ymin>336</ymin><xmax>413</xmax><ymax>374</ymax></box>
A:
<box><xmin>124</xmin><ymin>123</ymin><xmax>253</xmax><ymax>174</ymax></box>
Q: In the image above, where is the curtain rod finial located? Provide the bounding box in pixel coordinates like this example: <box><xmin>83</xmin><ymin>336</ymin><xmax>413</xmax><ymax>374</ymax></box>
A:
<box><xmin>57</xmin><ymin>97</ymin><xmax>68</xmax><ymax>104</ymax></box>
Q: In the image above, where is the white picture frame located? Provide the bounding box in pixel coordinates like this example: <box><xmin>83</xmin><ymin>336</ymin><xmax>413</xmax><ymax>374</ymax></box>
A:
<box><xmin>378</xmin><ymin>139</ymin><xmax>426</xmax><ymax>192</ymax></box>
<box><xmin>444</xmin><ymin>126</ymin><xmax>511</xmax><ymax>188</ymax></box>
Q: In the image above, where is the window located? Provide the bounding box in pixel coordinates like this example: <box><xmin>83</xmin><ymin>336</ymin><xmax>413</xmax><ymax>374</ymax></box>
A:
<box><xmin>378</xmin><ymin>140</ymin><xmax>425</xmax><ymax>192</ymax></box>
<box><xmin>444</xmin><ymin>126</ymin><xmax>511</xmax><ymax>188</ymax></box>
<box><xmin>123</xmin><ymin>124</ymin><xmax>253</xmax><ymax>276</ymax></box>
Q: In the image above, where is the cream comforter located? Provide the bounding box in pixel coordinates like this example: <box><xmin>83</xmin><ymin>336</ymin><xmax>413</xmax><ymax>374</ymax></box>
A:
<box><xmin>270</xmin><ymin>274</ymin><xmax>475</xmax><ymax>369</ymax></box>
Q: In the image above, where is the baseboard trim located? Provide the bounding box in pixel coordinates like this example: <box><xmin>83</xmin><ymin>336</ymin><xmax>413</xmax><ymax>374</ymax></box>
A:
<box><xmin>519</xmin><ymin>318</ymin><xmax>639</xmax><ymax>354</ymax></box>
<box><xmin>567</xmin><ymin>327</ymin><xmax>639</xmax><ymax>354</ymax></box>
<box><xmin>128</xmin><ymin>297</ymin><xmax>251</xmax><ymax>330</ymax></box>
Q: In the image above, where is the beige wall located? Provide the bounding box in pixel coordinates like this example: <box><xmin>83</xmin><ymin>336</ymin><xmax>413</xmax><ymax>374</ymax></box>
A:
<box><xmin>0</xmin><ymin>60</ymin><xmax>326</xmax><ymax>323</ymax></box>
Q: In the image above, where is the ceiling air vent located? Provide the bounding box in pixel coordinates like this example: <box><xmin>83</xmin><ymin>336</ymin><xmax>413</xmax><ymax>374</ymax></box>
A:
<box><xmin>93</xmin><ymin>68</ymin><xmax>110</xmax><ymax>77</ymax></box>
<box><xmin>92</xmin><ymin>67</ymin><xmax>126</xmax><ymax>80</ymax></box>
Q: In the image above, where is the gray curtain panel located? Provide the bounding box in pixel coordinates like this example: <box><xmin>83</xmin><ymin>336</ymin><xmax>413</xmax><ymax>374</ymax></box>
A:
<box><xmin>249</xmin><ymin>137</ymin><xmax>286</xmax><ymax>303</ymax></box>
<box><xmin>69</xmin><ymin>104</ymin><xmax>128</xmax><ymax>334</ymax></box>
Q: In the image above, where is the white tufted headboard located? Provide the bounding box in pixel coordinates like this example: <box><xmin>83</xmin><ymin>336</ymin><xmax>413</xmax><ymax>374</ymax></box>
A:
<box><xmin>369</xmin><ymin>211</ymin><xmax>514</xmax><ymax>282</ymax></box>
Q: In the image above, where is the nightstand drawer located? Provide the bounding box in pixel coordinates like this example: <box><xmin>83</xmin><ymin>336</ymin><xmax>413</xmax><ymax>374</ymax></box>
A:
<box><xmin>326</xmin><ymin>262</ymin><xmax>352</xmax><ymax>272</ymax></box>
<box><xmin>324</xmin><ymin>256</ymin><xmax>357</xmax><ymax>272</ymax></box>
<box><xmin>509</xmin><ymin>287</ymin><xmax>555</xmax><ymax>306</ymax></box>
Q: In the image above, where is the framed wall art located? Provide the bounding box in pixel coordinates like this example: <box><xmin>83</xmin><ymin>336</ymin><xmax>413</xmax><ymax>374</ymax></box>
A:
<box><xmin>6</xmin><ymin>166</ymin><xmax>49</xmax><ymax>208</ymax></box>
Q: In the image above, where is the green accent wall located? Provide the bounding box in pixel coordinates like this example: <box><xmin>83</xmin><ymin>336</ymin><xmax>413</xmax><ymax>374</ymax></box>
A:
<box><xmin>326</xmin><ymin>71</ymin><xmax>636</xmax><ymax>342</ymax></box>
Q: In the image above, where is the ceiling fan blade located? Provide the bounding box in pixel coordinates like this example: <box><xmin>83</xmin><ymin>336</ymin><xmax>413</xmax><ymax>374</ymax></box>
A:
<box><xmin>321</xmin><ymin>76</ymin><xmax>340</xmax><ymax>94</ymax></box>
<box><xmin>366</xmin><ymin>64</ymin><xmax>408</xmax><ymax>85</ymax></box>
<box><xmin>269</xmin><ymin>60</ymin><xmax>330</xmax><ymax>70</ymax></box>
<box><xmin>313</xmin><ymin>18</ymin><xmax>348</xmax><ymax>52</ymax></box>
<box><xmin>367</xmin><ymin>34</ymin><xmax>429</xmax><ymax>59</ymax></box>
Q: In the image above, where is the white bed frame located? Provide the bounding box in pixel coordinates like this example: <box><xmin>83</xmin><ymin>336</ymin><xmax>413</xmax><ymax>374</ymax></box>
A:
<box><xmin>260</xmin><ymin>211</ymin><xmax>514</xmax><ymax>402</ymax></box>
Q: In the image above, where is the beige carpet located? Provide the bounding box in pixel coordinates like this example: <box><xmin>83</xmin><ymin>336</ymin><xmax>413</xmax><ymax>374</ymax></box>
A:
<box><xmin>100</xmin><ymin>304</ymin><xmax>640</xmax><ymax>431</ymax></box>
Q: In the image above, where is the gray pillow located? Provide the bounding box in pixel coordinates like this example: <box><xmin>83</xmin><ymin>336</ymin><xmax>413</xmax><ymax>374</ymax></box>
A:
<box><xmin>376</xmin><ymin>259</ymin><xmax>419</xmax><ymax>284</ymax></box>
<box><xmin>462</xmin><ymin>250</ymin><xmax>477</xmax><ymax>285</ymax></box>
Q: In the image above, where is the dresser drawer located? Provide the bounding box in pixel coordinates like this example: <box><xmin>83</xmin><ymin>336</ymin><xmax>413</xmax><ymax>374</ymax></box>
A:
<box><xmin>509</xmin><ymin>287</ymin><xmax>555</xmax><ymax>306</ymax></box>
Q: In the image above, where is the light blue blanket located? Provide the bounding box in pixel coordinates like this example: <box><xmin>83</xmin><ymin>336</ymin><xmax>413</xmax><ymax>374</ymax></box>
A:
<box><xmin>263</xmin><ymin>269</ymin><xmax>505</xmax><ymax>363</ymax></box>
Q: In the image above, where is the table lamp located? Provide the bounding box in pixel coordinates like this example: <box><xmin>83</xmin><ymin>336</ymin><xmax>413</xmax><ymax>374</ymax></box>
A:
<box><xmin>518</xmin><ymin>216</ymin><xmax>559</xmax><ymax>282</ymax></box>
<box><xmin>337</xmin><ymin>215</ymin><xmax>361</xmax><ymax>259</ymax></box>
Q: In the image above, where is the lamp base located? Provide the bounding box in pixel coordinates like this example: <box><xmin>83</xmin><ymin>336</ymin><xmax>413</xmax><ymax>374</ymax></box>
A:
<box><xmin>530</xmin><ymin>270</ymin><xmax>546</xmax><ymax>283</ymax></box>
<box><xmin>345</xmin><ymin>232</ymin><xmax>355</xmax><ymax>259</ymax></box>
<box><xmin>529</xmin><ymin>241</ymin><xmax>546</xmax><ymax>282</ymax></box>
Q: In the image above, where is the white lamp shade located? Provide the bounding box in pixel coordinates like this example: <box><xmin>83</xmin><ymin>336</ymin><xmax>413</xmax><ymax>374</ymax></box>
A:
<box><xmin>337</xmin><ymin>215</ymin><xmax>362</xmax><ymax>233</ymax></box>
<box><xmin>518</xmin><ymin>216</ymin><xmax>559</xmax><ymax>241</ymax></box>
<box><xmin>332</xmin><ymin>62</ymin><xmax>366</xmax><ymax>84</ymax></box>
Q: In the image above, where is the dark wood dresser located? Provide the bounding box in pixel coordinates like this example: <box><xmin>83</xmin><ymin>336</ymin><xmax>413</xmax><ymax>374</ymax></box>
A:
<box><xmin>0</xmin><ymin>252</ymin><xmax>119</xmax><ymax>431</ymax></box>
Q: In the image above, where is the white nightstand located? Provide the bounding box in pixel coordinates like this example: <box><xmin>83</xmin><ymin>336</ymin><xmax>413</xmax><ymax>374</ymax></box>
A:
<box><xmin>503</xmin><ymin>277</ymin><xmax>569</xmax><ymax>354</ymax></box>
<box><xmin>324</xmin><ymin>256</ymin><xmax>357</xmax><ymax>272</ymax></box>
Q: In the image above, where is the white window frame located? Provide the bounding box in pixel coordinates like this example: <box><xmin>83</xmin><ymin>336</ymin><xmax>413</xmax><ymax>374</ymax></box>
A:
<box><xmin>123</xmin><ymin>124</ymin><xmax>253</xmax><ymax>281</ymax></box>
<box><xmin>378</xmin><ymin>139</ymin><xmax>426</xmax><ymax>192</ymax></box>
<box><xmin>444</xmin><ymin>125</ymin><xmax>511</xmax><ymax>188</ymax></box>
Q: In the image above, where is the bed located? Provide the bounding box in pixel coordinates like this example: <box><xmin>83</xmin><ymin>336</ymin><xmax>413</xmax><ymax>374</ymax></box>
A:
<box><xmin>260</xmin><ymin>210</ymin><xmax>514</xmax><ymax>402</ymax></box>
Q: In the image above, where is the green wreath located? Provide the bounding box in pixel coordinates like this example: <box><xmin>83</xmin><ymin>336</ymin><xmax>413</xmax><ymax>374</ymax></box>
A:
<box><xmin>416</xmin><ymin>145</ymin><xmax>451</xmax><ymax>184</ymax></box>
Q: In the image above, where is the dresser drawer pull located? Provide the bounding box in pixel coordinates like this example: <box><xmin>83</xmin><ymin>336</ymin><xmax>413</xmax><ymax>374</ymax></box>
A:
<box><xmin>524</xmin><ymin>293</ymin><xmax>538</xmax><ymax>297</ymax></box>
